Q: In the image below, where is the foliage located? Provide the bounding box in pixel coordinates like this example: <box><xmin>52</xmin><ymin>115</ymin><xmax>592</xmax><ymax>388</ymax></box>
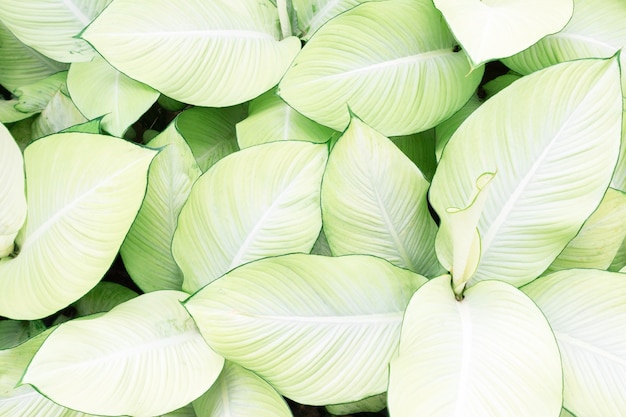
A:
<box><xmin>0</xmin><ymin>0</ymin><xmax>625</xmax><ymax>417</ymax></box>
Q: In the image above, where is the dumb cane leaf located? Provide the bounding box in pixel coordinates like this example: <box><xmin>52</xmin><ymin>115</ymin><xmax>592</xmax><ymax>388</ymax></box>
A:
<box><xmin>81</xmin><ymin>0</ymin><xmax>301</xmax><ymax>107</ymax></box>
<box><xmin>322</xmin><ymin>116</ymin><xmax>442</xmax><ymax>277</ymax></box>
<box><xmin>0</xmin><ymin>122</ymin><xmax>26</xmax><ymax>258</ymax></box>
<box><xmin>0</xmin><ymin>133</ymin><xmax>156</xmax><ymax>319</ymax></box>
<box><xmin>31</xmin><ymin>90</ymin><xmax>88</xmax><ymax>140</ymax></box>
<box><xmin>293</xmin><ymin>0</ymin><xmax>379</xmax><ymax>40</ymax></box>
<box><xmin>172</xmin><ymin>140</ymin><xmax>327</xmax><ymax>293</ymax></box>
<box><xmin>22</xmin><ymin>291</ymin><xmax>224</xmax><ymax>417</ymax></box>
<box><xmin>278</xmin><ymin>0</ymin><xmax>483</xmax><ymax>136</ymax></box>
<box><xmin>389</xmin><ymin>275</ymin><xmax>562</xmax><ymax>417</ymax></box>
<box><xmin>193</xmin><ymin>361</ymin><xmax>291</xmax><ymax>417</ymax></box>
<box><xmin>0</xmin><ymin>0</ymin><xmax>112</xmax><ymax>63</ymax></box>
<box><xmin>433</xmin><ymin>0</ymin><xmax>573</xmax><ymax>67</ymax></box>
<box><xmin>523</xmin><ymin>269</ymin><xmax>626</xmax><ymax>417</ymax></box>
<box><xmin>185</xmin><ymin>254</ymin><xmax>427</xmax><ymax>405</ymax></box>
<box><xmin>430</xmin><ymin>57</ymin><xmax>622</xmax><ymax>288</ymax></box>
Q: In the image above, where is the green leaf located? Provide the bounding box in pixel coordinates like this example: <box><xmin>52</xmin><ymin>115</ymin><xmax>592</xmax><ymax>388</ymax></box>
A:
<box><xmin>326</xmin><ymin>393</ymin><xmax>387</xmax><ymax>415</ymax></box>
<box><xmin>173</xmin><ymin>140</ymin><xmax>327</xmax><ymax>293</ymax></box>
<box><xmin>523</xmin><ymin>269</ymin><xmax>626</xmax><ymax>417</ymax></box>
<box><xmin>429</xmin><ymin>57</ymin><xmax>622</xmax><ymax>288</ymax></box>
<box><xmin>293</xmin><ymin>0</ymin><xmax>375</xmax><ymax>40</ymax></box>
<box><xmin>71</xmin><ymin>281</ymin><xmax>138</xmax><ymax>317</ymax></box>
<box><xmin>81</xmin><ymin>0</ymin><xmax>301</xmax><ymax>107</ymax></box>
<box><xmin>185</xmin><ymin>253</ymin><xmax>427</xmax><ymax>405</ymax></box>
<box><xmin>193</xmin><ymin>361</ymin><xmax>292</xmax><ymax>417</ymax></box>
<box><xmin>390</xmin><ymin>129</ymin><xmax>438</xmax><ymax>183</ymax></box>
<box><xmin>0</xmin><ymin>133</ymin><xmax>156</xmax><ymax>319</ymax></box>
<box><xmin>610</xmin><ymin>237</ymin><xmax>626</xmax><ymax>272</ymax></box>
<box><xmin>0</xmin><ymin>320</ymin><xmax>45</xmax><ymax>349</ymax></box>
<box><xmin>546</xmin><ymin>188</ymin><xmax>626</xmax><ymax>272</ymax></box>
<box><xmin>175</xmin><ymin>106</ymin><xmax>246</xmax><ymax>172</ymax></box>
<box><xmin>0</xmin><ymin>0</ymin><xmax>112</xmax><ymax>62</ymax></box>
<box><xmin>0</xmin><ymin>122</ymin><xmax>26</xmax><ymax>258</ymax></box>
<box><xmin>14</xmin><ymin>72</ymin><xmax>67</xmax><ymax>113</ymax></box>
<box><xmin>321</xmin><ymin>116</ymin><xmax>442</xmax><ymax>277</ymax></box>
<box><xmin>612</xmin><ymin>106</ymin><xmax>626</xmax><ymax>192</ymax></box>
<box><xmin>67</xmin><ymin>55</ymin><xmax>159</xmax><ymax>136</ymax></box>
<box><xmin>278</xmin><ymin>0</ymin><xmax>483</xmax><ymax>136</ymax></box>
<box><xmin>434</xmin><ymin>95</ymin><xmax>481</xmax><ymax>161</ymax></box>
<box><xmin>433</xmin><ymin>0</ymin><xmax>573</xmax><ymax>67</ymax></box>
<box><xmin>60</xmin><ymin>117</ymin><xmax>103</xmax><ymax>134</ymax></box>
<box><xmin>31</xmin><ymin>90</ymin><xmax>88</xmax><ymax>140</ymax></box>
<box><xmin>0</xmin><ymin>21</ymin><xmax>68</xmax><ymax>92</ymax></box>
<box><xmin>236</xmin><ymin>88</ymin><xmax>335</xmax><ymax>149</ymax></box>
<box><xmin>0</xmin><ymin>100</ymin><xmax>36</xmax><ymax>124</ymax></box>
<box><xmin>121</xmin><ymin>122</ymin><xmax>202</xmax><ymax>292</ymax></box>
<box><xmin>22</xmin><ymin>291</ymin><xmax>224</xmax><ymax>417</ymax></box>
<box><xmin>389</xmin><ymin>275</ymin><xmax>562</xmax><ymax>417</ymax></box>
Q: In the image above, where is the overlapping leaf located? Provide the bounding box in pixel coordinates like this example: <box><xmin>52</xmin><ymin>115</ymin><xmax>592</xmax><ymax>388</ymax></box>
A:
<box><xmin>278</xmin><ymin>0</ymin><xmax>482</xmax><ymax>136</ymax></box>
<box><xmin>185</xmin><ymin>254</ymin><xmax>427</xmax><ymax>405</ymax></box>
<box><xmin>293</xmin><ymin>0</ymin><xmax>377</xmax><ymax>40</ymax></box>
<box><xmin>0</xmin><ymin>122</ymin><xmax>26</xmax><ymax>258</ymax></box>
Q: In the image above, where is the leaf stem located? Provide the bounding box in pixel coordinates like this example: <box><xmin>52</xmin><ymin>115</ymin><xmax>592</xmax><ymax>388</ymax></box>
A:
<box><xmin>277</xmin><ymin>0</ymin><xmax>292</xmax><ymax>39</ymax></box>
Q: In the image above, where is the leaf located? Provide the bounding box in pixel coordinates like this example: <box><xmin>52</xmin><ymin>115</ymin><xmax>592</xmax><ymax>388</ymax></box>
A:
<box><xmin>22</xmin><ymin>291</ymin><xmax>224</xmax><ymax>417</ymax></box>
<box><xmin>175</xmin><ymin>106</ymin><xmax>246</xmax><ymax>172</ymax></box>
<box><xmin>388</xmin><ymin>275</ymin><xmax>562</xmax><ymax>417</ymax></box>
<box><xmin>429</xmin><ymin>57</ymin><xmax>622</xmax><ymax>288</ymax></box>
<box><xmin>121</xmin><ymin>122</ymin><xmax>202</xmax><ymax>292</ymax></box>
<box><xmin>71</xmin><ymin>281</ymin><xmax>138</xmax><ymax>317</ymax></box>
<box><xmin>326</xmin><ymin>393</ymin><xmax>387</xmax><ymax>415</ymax></box>
<box><xmin>0</xmin><ymin>0</ymin><xmax>112</xmax><ymax>62</ymax></box>
<box><xmin>31</xmin><ymin>90</ymin><xmax>88</xmax><ymax>140</ymax></box>
<box><xmin>185</xmin><ymin>253</ymin><xmax>428</xmax><ymax>405</ymax></box>
<box><xmin>236</xmin><ymin>88</ymin><xmax>335</xmax><ymax>149</ymax></box>
<box><xmin>192</xmin><ymin>361</ymin><xmax>292</xmax><ymax>417</ymax></box>
<box><xmin>0</xmin><ymin>122</ymin><xmax>26</xmax><ymax>258</ymax></box>
<box><xmin>278</xmin><ymin>0</ymin><xmax>483</xmax><ymax>136</ymax></box>
<box><xmin>14</xmin><ymin>72</ymin><xmax>67</xmax><ymax>113</ymax></box>
<box><xmin>0</xmin><ymin>320</ymin><xmax>45</xmax><ymax>350</ymax></box>
<box><xmin>0</xmin><ymin>100</ymin><xmax>36</xmax><ymax>124</ymax></box>
<box><xmin>433</xmin><ymin>0</ymin><xmax>573</xmax><ymax>67</ymax></box>
<box><xmin>522</xmin><ymin>269</ymin><xmax>626</xmax><ymax>417</ymax></box>
<box><xmin>0</xmin><ymin>21</ymin><xmax>68</xmax><ymax>92</ymax></box>
<box><xmin>81</xmin><ymin>0</ymin><xmax>301</xmax><ymax>107</ymax></box>
<box><xmin>434</xmin><ymin>95</ymin><xmax>481</xmax><ymax>161</ymax></box>
<box><xmin>67</xmin><ymin>55</ymin><xmax>159</xmax><ymax>136</ymax></box>
<box><xmin>293</xmin><ymin>0</ymin><xmax>375</xmax><ymax>40</ymax></box>
<box><xmin>321</xmin><ymin>116</ymin><xmax>442</xmax><ymax>277</ymax></box>
<box><xmin>546</xmin><ymin>188</ymin><xmax>626</xmax><ymax>272</ymax></box>
<box><xmin>390</xmin><ymin>129</ymin><xmax>438</xmax><ymax>183</ymax></box>
<box><xmin>0</xmin><ymin>133</ymin><xmax>156</xmax><ymax>319</ymax></box>
<box><xmin>172</xmin><ymin>140</ymin><xmax>327</xmax><ymax>293</ymax></box>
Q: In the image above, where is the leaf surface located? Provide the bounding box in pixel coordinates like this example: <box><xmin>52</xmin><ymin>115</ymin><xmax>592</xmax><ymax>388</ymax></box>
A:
<box><xmin>389</xmin><ymin>275</ymin><xmax>562</xmax><ymax>417</ymax></box>
<box><xmin>0</xmin><ymin>122</ymin><xmax>26</xmax><ymax>258</ymax></box>
<box><xmin>278</xmin><ymin>0</ymin><xmax>482</xmax><ymax>136</ymax></box>
<box><xmin>293</xmin><ymin>0</ymin><xmax>376</xmax><ymax>40</ymax></box>
<box><xmin>430</xmin><ymin>57</ymin><xmax>622</xmax><ymax>287</ymax></box>
<box><xmin>185</xmin><ymin>253</ymin><xmax>427</xmax><ymax>405</ymax></box>
<box><xmin>22</xmin><ymin>291</ymin><xmax>224</xmax><ymax>417</ymax></box>
<box><xmin>81</xmin><ymin>0</ymin><xmax>301</xmax><ymax>106</ymax></box>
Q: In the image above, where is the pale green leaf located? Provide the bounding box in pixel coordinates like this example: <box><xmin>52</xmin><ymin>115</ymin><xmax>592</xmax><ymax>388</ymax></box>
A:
<box><xmin>193</xmin><ymin>361</ymin><xmax>292</xmax><ymax>417</ymax></box>
<box><xmin>390</xmin><ymin>129</ymin><xmax>437</xmax><ymax>182</ymax></box>
<box><xmin>0</xmin><ymin>133</ymin><xmax>156</xmax><ymax>319</ymax></box>
<box><xmin>0</xmin><ymin>21</ymin><xmax>68</xmax><ymax>92</ymax></box>
<box><xmin>173</xmin><ymin>141</ymin><xmax>327</xmax><ymax>293</ymax></box>
<box><xmin>430</xmin><ymin>57</ymin><xmax>622</xmax><ymax>288</ymax></box>
<box><xmin>31</xmin><ymin>90</ymin><xmax>87</xmax><ymax>139</ymax></box>
<box><xmin>546</xmin><ymin>188</ymin><xmax>626</xmax><ymax>272</ymax></box>
<box><xmin>560</xmin><ymin>409</ymin><xmax>576</xmax><ymax>417</ymax></box>
<box><xmin>0</xmin><ymin>100</ymin><xmax>36</xmax><ymax>124</ymax></box>
<box><xmin>389</xmin><ymin>275</ymin><xmax>562</xmax><ymax>417</ymax></box>
<box><xmin>175</xmin><ymin>106</ymin><xmax>246</xmax><ymax>172</ymax></box>
<box><xmin>523</xmin><ymin>269</ymin><xmax>626</xmax><ymax>417</ymax></box>
<box><xmin>278</xmin><ymin>0</ymin><xmax>483</xmax><ymax>136</ymax></box>
<box><xmin>609</xmin><ymin>236</ymin><xmax>626</xmax><ymax>272</ymax></box>
<box><xmin>434</xmin><ymin>95</ymin><xmax>481</xmax><ymax>161</ymax></box>
<box><xmin>433</xmin><ymin>0</ymin><xmax>573</xmax><ymax>67</ymax></box>
<box><xmin>236</xmin><ymin>88</ymin><xmax>335</xmax><ymax>149</ymax></box>
<box><xmin>71</xmin><ymin>281</ymin><xmax>138</xmax><ymax>317</ymax></box>
<box><xmin>326</xmin><ymin>393</ymin><xmax>386</xmax><ymax>415</ymax></box>
<box><xmin>322</xmin><ymin>116</ymin><xmax>441</xmax><ymax>277</ymax></box>
<box><xmin>14</xmin><ymin>72</ymin><xmax>67</xmax><ymax>113</ymax></box>
<box><xmin>22</xmin><ymin>291</ymin><xmax>224</xmax><ymax>417</ymax></box>
<box><xmin>0</xmin><ymin>0</ymin><xmax>112</xmax><ymax>62</ymax></box>
<box><xmin>81</xmin><ymin>0</ymin><xmax>301</xmax><ymax>107</ymax></box>
<box><xmin>0</xmin><ymin>122</ymin><xmax>26</xmax><ymax>258</ymax></box>
<box><xmin>67</xmin><ymin>55</ymin><xmax>159</xmax><ymax>136</ymax></box>
<box><xmin>160</xmin><ymin>404</ymin><xmax>196</xmax><ymax>417</ymax></box>
<box><xmin>185</xmin><ymin>253</ymin><xmax>427</xmax><ymax>405</ymax></box>
<box><xmin>612</xmin><ymin>106</ymin><xmax>626</xmax><ymax>192</ymax></box>
<box><xmin>121</xmin><ymin>122</ymin><xmax>202</xmax><ymax>292</ymax></box>
<box><xmin>293</xmin><ymin>0</ymin><xmax>379</xmax><ymax>40</ymax></box>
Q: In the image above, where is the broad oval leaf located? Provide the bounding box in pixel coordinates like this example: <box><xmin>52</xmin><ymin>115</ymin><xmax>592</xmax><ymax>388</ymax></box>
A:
<box><xmin>81</xmin><ymin>0</ymin><xmax>301</xmax><ymax>107</ymax></box>
<box><xmin>322</xmin><ymin>116</ymin><xmax>442</xmax><ymax>277</ymax></box>
<box><xmin>433</xmin><ymin>0</ymin><xmax>573</xmax><ymax>67</ymax></box>
<box><xmin>67</xmin><ymin>55</ymin><xmax>159</xmax><ymax>136</ymax></box>
<box><xmin>0</xmin><ymin>133</ymin><xmax>156</xmax><ymax>319</ymax></box>
<box><xmin>22</xmin><ymin>290</ymin><xmax>224</xmax><ymax>417</ymax></box>
<box><xmin>389</xmin><ymin>275</ymin><xmax>562</xmax><ymax>417</ymax></box>
<box><xmin>193</xmin><ymin>361</ymin><xmax>292</xmax><ymax>417</ymax></box>
<box><xmin>278</xmin><ymin>0</ymin><xmax>483</xmax><ymax>136</ymax></box>
<box><xmin>0</xmin><ymin>0</ymin><xmax>112</xmax><ymax>62</ymax></box>
<box><xmin>430</xmin><ymin>57</ymin><xmax>622</xmax><ymax>288</ymax></box>
<box><xmin>173</xmin><ymin>140</ymin><xmax>328</xmax><ymax>293</ymax></box>
<box><xmin>185</xmin><ymin>253</ymin><xmax>427</xmax><ymax>405</ymax></box>
<box><xmin>522</xmin><ymin>269</ymin><xmax>626</xmax><ymax>417</ymax></box>
<box><xmin>121</xmin><ymin>123</ymin><xmax>202</xmax><ymax>293</ymax></box>
<box><xmin>0</xmin><ymin>122</ymin><xmax>26</xmax><ymax>258</ymax></box>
